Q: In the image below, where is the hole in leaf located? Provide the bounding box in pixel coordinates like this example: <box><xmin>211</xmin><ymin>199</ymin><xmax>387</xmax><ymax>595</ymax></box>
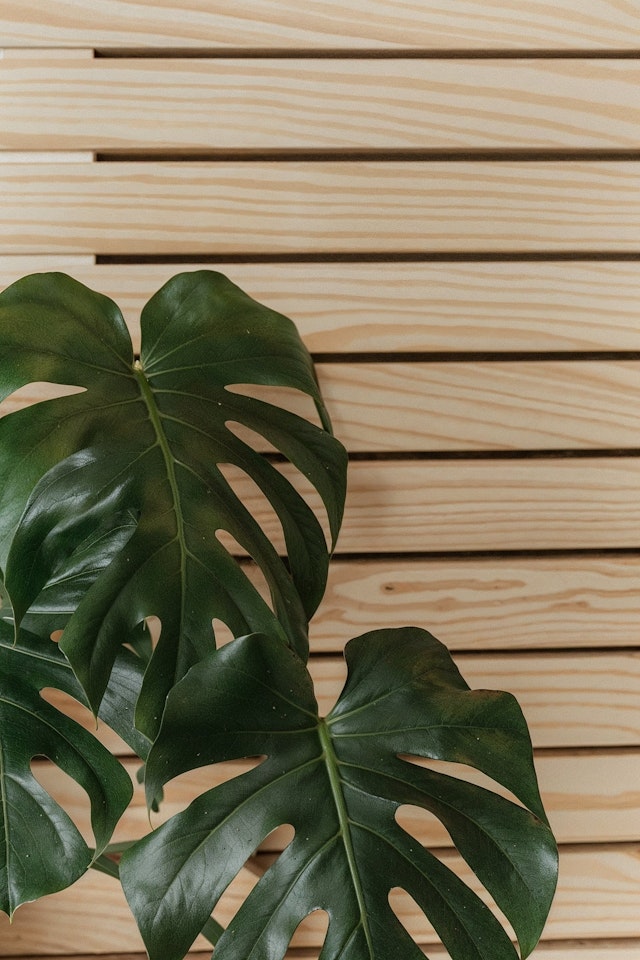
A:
<box><xmin>225</xmin><ymin>419</ymin><xmax>278</xmax><ymax>456</ymax></box>
<box><xmin>50</xmin><ymin>629</ymin><xmax>63</xmax><ymax>643</ymax></box>
<box><xmin>399</xmin><ymin>754</ymin><xmax>523</xmax><ymax>809</ymax></box>
<box><xmin>211</xmin><ymin>617</ymin><xmax>235</xmax><ymax>648</ymax></box>
<box><xmin>391</xmin><ymin>856</ymin><xmax>516</xmax><ymax>949</ymax></box>
<box><xmin>30</xmin><ymin>757</ymin><xmax>93</xmax><ymax>844</ymax></box>
<box><xmin>212</xmin><ymin>860</ymin><xmax>262</xmax><ymax>930</ymax></box>
<box><xmin>0</xmin><ymin>382</ymin><xmax>86</xmax><ymax>419</ymax></box>
<box><xmin>388</xmin><ymin>886</ymin><xmax>441</xmax><ymax>947</ymax></box>
<box><xmin>436</xmin><ymin>849</ymin><xmax>516</xmax><ymax>943</ymax></box>
<box><xmin>216</xmin><ymin>462</ymin><xmax>287</xmax><ymax>556</ymax></box>
<box><xmin>225</xmin><ymin>382</ymin><xmax>322</xmax><ymax>430</ymax></box>
<box><xmin>395</xmin><ymin>803</ymin><xmax>452</xmax><ymax>849</ymax></box>
<box><xmin>257</xmin><ymin>822</ymin><xmax>295</xmax><ymax>854</ymax></box>
<box><xmin>290</xmin><ymin>908</ymin><xmax>330</xmax><ymax>950</ymax></box>
<box><xmin>142</xmin><ymin>614</ymin><xmax>161</xmax><ymax>645</ymax></box>
<box><xmin>154</xmin><ymin>756</ymin><xmax>267</xmax><ymax>825</ymax></box>
<box><xmin>39</xmin><ymin>687</ymin><xmax>131</xmax><ymax>755</ymax></box>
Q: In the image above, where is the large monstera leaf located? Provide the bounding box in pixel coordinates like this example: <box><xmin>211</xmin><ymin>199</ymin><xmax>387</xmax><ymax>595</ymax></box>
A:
<box><xmin>0</xmin><ymin>271</ymin><xmax>347</xmax><ymax>736</ymax></box>
<box><xmin>0</xmin><ymin>619</ymin><xmax>142</xmax><ymax>916</ymax></box>
<box><xmin>120</xmin><ymin>629</ymin><xmax>558</xmax><ymax>960</ymax></box>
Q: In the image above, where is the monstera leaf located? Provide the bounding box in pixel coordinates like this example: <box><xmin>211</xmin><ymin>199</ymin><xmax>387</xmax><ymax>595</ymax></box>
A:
<box><xmin>0</xmin><ymin>619</ymin><xmax>140</xmax><ymax>916</ymax></box>
<box><xmin>120</xmin><ymin>629</ymin><xmax>558</xmax><ymax>960</ymax></box>
<box><xmin>0</xmin><ymin>271</ymin><xmax>347</xmax><ymax>736</ymax></box>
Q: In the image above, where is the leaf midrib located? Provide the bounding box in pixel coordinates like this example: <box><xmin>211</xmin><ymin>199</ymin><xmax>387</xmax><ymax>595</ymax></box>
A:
<box><xmin>133</xmin><ymin>361</ymin><xmax>188</xmax><ymax>680</ymax></box>
<box><xmin>318</xmin><ymin>719</ymin><xmax>374</xmax><ymax>958</ymax></box>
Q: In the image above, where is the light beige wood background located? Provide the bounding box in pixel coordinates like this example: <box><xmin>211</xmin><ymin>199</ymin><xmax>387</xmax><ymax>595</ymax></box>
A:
<box><xmin>1</xmin><ymin>2</ymin><xmax>639</xmax><ymax>958</ymax></box>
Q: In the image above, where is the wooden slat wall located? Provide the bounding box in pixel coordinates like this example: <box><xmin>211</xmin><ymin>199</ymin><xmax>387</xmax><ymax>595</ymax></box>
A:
<box><xmin>1</xmin><ymin>3</ymin><xmax>639</xmax><ymax>958</ymax></box>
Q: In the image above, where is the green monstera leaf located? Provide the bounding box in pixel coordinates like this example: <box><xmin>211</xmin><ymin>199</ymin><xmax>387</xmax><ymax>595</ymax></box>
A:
<box><xmin>0</xmin><ymin>271</ymin><xmax>347</xmax><ymax>737</ymax></box>
<box><xmin>0</xmin><ymin>619</ymin><xmax>139</xmax><ymax>917</ymax></box>
<box><xmin>120</xmin><ymin>628</ymin><xmax>558</xmax><ymax>960</ymax></box>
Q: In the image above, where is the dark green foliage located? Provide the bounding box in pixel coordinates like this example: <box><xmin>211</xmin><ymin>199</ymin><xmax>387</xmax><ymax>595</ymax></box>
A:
<box><xmin>0</xmin><ymin>271</ymin><xmax>557</xmax><ymax>956</ymax></box>
<box><xmin>120</xmin><ymin>629</ymin><xmax>556</xmax><ymax>960</ymax></box>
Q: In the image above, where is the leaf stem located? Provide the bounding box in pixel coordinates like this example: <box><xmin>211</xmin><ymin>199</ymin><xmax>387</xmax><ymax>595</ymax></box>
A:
<box><xmin>90</xmin><ymin>853</ymin><xmax>120</xmax><ymax>880</ymax></box>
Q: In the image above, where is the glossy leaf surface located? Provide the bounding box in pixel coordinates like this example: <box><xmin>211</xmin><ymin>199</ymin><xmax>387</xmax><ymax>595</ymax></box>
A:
<box><xmin>0</xmin><ymin>271</ymin><xmax>347</xmax><ymax>736</ymax></box>
<box><xmin>121</xmin><ymin>629</ymin><xmax>558</xmax><ymax>960</ymax></box>
<box><xmin>0</xmin><ymin>621</ymin><xmax>136</xmax><ymax>916</ymax></box>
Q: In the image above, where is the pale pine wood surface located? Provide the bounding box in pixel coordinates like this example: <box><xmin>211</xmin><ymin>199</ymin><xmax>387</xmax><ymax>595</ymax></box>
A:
<box><xmin>312</xmin><ymin>555</ymin><xmax>640</xmax><ymax>652</ymax></box>
<box><xmin>43</xmin><ymin>649</ymin><xmax>640</xmax><ymax>750</ymax></box>
<box><xmin>1</xmin><ymin>845</ymin><xmax>639</xmax><ymax>953</ymax></box>
<box><xmin>3</xmin><ymin>7</ymin><xmax>640</xmax><ymax>957</ymax></box>
<box><xmin>4</xmin><ymin>58</ymin><xmax>640</xmax><ymax>151</ymax></box>
<box><xmin>228</xmin><ymin>457</ymin><xmax>640</xmax><ymax>553</ymax></box>
<box><xmin>5</xmin><ymin>361</ymin><xmax>640</xmax><ymax>452</ymax></box>
<box><xmin>24</xmin><ymin>946</ymin><xmax>640</xmax><ymax>960</ymax></box>
<box><xmin>1</xmin><ymin>1</ymin><xmax>639</xmax><ymax>49</ymax></box>
<box><xmin>3</xmin><ymin>161</ymin><xmax>640</xmax><ymax>255</ymax></box>
<box><xmin>3</xmin><ymin>259</ymin><xmax>640</xmax><ymax>353</ymax></box>
<box><xmin>32</xmin><ymin>748</ymin><xmax>640</xmax><ymax>847</ymax></box>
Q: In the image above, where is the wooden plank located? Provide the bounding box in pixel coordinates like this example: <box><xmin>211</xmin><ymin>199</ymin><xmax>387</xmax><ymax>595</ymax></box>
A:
<box><xmin>3</xmin><ymin>259</ymin><xmax>640</xmax><ymax>354</ymax></box>
<box><xmin>232</xmin><ymin>457</ymin><xmax>640</xmax><ymax>553</ymax></box>
<box><xmin>3</xmin><ymin>161</ymin><xmax>640</xmax><ymax>256</ymax></box>
<box><xmin>312</xmin><ymin>555</ymin><xmax>640</xmax><ymax>653</ymax></box>
<box><xmin>6</xmin><ymin>361</ymin><xmax>640</xmax><ymax>452</ymax></box>
<box><xmin>32</xmin><ymin>748</ymin><xmax>640</xmax><ymax>847</ymax></box>
<box><xmin>26</xmin><ymin>944</ymin><xmax>640</xmax><ymax>960</ymax></box>
<box><xmin>4</xmin><ymin>58</ymin><xmax>640</xmax><ymax>151</ymax></box>
<box><xmin>316</xmin><ymin>360</ymin><xmax>640</xmax><ymax>451</ymax></box>
<box><xmin>1</xmin><ymin>845</ymin><xmax>638</xmax><ymax>952</ymax></box>
<box><xmin>1</xmin><ymin>1</ymin><xmax>639</xmax><ymax>49</ymax></box>
<box><xmin>44</xmin><ymin>649</ymin><xmax>640</xmax><ymax>751</ymax></box>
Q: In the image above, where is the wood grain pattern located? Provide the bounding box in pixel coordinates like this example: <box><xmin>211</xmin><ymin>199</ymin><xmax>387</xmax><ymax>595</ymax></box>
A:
<box><xmin>35</xmin><ymin>946</ymin><xmax>640</xmax><ymax>960</ymax></box>
<box><xmin>3</xmin><ymin>161</ymin><xmax>640</xmax><ymax>255</ymax></box>
<box><xmin>1</xmin><ymin>1</ymin><xmax>639</xmax><ymax>49</ymax></box>
<box><xmin>311</xmin><ymin>555</ymin><xmax>640</xmax><ymax>652</ymax></box>
<box><xmin>4</xmin><ymin>58</ymin><xmax>640</xmax><ymax>151</ymax></box>
<box><xmin>1</xmin><ymin>845</ymin><xmax>638</xmax><ymax>952</ymax></box>
<box><xmin>3</xmin><ymin>259</ymin><xmax>640</xmax><ymax>353</ymax></box>
<box><xmin>5</xmin><ymin>361</ymin><xmax>640</xmax><ymax>452</ymax></box>
<box><xmin>230</xmin><ymin>457</ymin><xmax>640</xmax><ymax>553</ymax></box>
<box><xmin>32</xmin><ymin>748</ymin><xmax>640</xmax><ymax>847</ymax></box>
<box><xmin>24</xmin><ymin>945</ymin><xmax>640</xmax><ymax>960</ymax></box>
<box><xmin>44</xmin><ymin>650</ymin><xmax>640</xmax><ymax>750</ymax></box>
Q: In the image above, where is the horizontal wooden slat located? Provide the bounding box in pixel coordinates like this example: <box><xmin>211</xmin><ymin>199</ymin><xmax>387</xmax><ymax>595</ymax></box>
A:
<box><xmin>4</xmin><ymin>58</ymin><xmax>640</xmax><ymax>151</ymax></box>
<box><xmin>6</xmin><ymin>361</ymin><xmax>640</xmax><ymax>452</ymax></box>
<box><xmin>3</xmin><ymin>260</ymin><xmax>640</xmax><ymax>353</ymax></box>
<box><xmin>2</xmin><ymin>845</ymin><xmax>638</xmax><ymax>952</ymax></box>
<box><xmin>25</xmin><ymin>945</ymin><xmax>640</xmax><ymax>960</ymax></box>
<box><xmin>45</xmin><ymin>650</ymin><xmax>640</xmax><ymax>750</ymax></box>
<box><xmin>1</xmin><ymin>1</ymin><xmax>639</xmax><ymax>49</ymax></box>
<box><xmin>313</xmin><ymin>555</ymin><xmax>640</xmax><ymax>652</ymax></box>
<box><xmin>2</xmin><ymin>161</ymin><xmax>640</xmax><ymax>255</ymax></box>
<box><xmin>33</xmin><ymin>748</ymin><xmax>639</xmax><ymax>847</ymax></box>
<box><xmin>41</xmin><ymin>945</ymin><xmax>640</xmax><ymax>960</ymax></box>
<box><xmin>236</xmin><ymin>457</ymin><xmax>640</xmax><ymax>553</ymax></box>
<box><xmin>305</xmin><ymin>361</ymin><xmax>640</xmax><ymax>451</ymax></box>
